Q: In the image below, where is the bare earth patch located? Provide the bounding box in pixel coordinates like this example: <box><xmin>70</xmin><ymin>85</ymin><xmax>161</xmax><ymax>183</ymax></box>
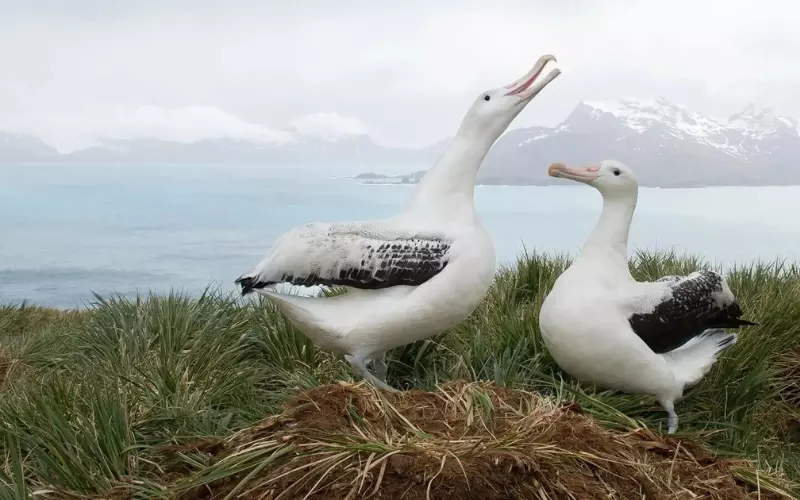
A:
<box><xmin>169</xmin><ymin>381</ymin><xmax>792</xmax><ymax>500</ymax></box>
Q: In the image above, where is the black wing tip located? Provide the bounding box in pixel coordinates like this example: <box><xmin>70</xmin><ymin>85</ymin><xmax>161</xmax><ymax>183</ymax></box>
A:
<box><xmin>715</xmin><ymin>317</ymin><xmax>760</xmax><ymax>329</ymax></box>
<box><xmin>234</xmin><ymin>276</ymin><xmax>271</xmax><ymax>296</ymax></box>
<box><xmin>234</xmin><ymin>276</ymin><xmax>253</xmax><ymax>296</ymax></box>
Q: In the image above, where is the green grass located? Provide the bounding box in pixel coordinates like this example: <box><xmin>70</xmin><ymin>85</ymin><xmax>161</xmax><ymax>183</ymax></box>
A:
<box><xmin>0</xmin><ymin>250</ymin><xmax>798</xmax><ymax>497</ymax></box>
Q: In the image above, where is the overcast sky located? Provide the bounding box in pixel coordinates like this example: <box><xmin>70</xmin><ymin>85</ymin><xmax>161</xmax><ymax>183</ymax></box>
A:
<box><xmin>1</xmin><ymin>0</ymin><xmax>798</xmax><ymax>152</ymax></box>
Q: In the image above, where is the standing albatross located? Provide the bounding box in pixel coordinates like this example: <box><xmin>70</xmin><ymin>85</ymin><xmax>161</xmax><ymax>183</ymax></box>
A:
<box><xmin>235</xmin><ymin>55</ymin><xmax>561</xmax><ymax>392</ymax></box>
<box><xmin>538</xmin><ymin>160</ymin><xmax>757</xmax><ymax>433</ymax></box>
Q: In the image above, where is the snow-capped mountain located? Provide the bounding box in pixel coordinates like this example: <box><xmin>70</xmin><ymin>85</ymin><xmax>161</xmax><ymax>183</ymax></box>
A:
<box><xmin>728</xmin><ymin>104</ymin><xmax>800</xmax><ymax>142</ymax></box>
<box><xmin>479</xmin><ymin>97</ymin><xmax>800</xmax><ymax>186</ymax></box>
<box><xmin>4</xmin><ymin>97</ymin><xmax>800</xmax><ymax>186</ymax></box>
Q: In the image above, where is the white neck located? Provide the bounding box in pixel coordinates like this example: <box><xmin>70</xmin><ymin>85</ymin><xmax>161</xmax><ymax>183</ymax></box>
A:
<box><xmin>576</xmin><ymin>190</ymin><xmax>637</xmax><ymax>275</ymax></box>
<box><xmin>407</xmin><ymin>129</ymin><xmax>497</xmax><ymax>211</ymax></box>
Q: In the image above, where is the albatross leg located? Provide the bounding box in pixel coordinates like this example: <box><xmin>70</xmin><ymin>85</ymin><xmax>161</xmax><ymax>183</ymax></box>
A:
<box><xmin>659</xmin><ymin>398</ymin><xmax>679</xmax><ymax>434</ymax></box>
<box><xmin>345</xmin><ymin>354</ymin><xmax>398</xmax><ymax>393</ymax></box>
<box><xmin>667</xmin><ymin>411</ymin><xmax>679</xmax><ymax>434</ymax></box>
<box><xmin>373</xmin><ymin>352</ymin><xmax>388</xmax><ymax>383</ymax></box>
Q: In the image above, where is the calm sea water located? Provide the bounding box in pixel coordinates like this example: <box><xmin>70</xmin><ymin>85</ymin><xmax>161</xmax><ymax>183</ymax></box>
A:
<box><xmin>2</xmin><ymin>164</ymin><xmax>799</xmax><ymax>309</ymax></box>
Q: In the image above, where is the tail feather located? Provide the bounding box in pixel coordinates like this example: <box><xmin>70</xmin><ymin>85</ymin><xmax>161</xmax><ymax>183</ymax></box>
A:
<box><xmin>662</xmin><ymin>329</ymin><xmax>738</xmax><ymax>388</ymax></box>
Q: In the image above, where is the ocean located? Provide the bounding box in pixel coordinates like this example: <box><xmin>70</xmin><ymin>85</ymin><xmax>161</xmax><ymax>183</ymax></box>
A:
<box><xmin>2</xmin><ymin>164</ymin><xmax>799</xmax><ymax>309</ymax></box>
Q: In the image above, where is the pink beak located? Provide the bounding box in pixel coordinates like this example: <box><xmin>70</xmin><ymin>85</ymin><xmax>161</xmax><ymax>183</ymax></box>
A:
<box><xmin>503</xmin><ymin>54</ymin><xmax>561</xmax><ymax>99</ymax></box>
<box><xmin>548</xmin><ymin>162</ymin><xmax>601</xmax><ymax>183</ymax></box>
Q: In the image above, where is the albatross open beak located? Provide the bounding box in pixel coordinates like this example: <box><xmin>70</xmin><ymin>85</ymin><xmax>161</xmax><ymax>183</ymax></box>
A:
<box><xmin>548</xmin><ymin>162</ymin><xmax>600</xmax><ymax>184</ymax></box>
<box><xmin>504</xmin><ymin>54</ymin><xmax>561</xmax><ymax>101</ymax></box>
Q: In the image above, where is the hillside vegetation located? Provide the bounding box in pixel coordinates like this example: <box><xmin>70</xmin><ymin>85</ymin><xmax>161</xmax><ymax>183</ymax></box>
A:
<box><xmin>0</xmin><ymin>251</ymin><xmax>799</xmax><ymax>498</ymax></box>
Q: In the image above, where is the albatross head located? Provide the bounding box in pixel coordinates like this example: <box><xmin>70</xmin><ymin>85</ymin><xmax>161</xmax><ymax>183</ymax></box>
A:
<box><xmin>456</xmin><ymin>54</ymin><xmax>561</xmax><ymax>142</ymax></box>
<box><xmin>548</xmin><ymin>160</ymin><xmax>638</xmax><ymax>197</ymax></box>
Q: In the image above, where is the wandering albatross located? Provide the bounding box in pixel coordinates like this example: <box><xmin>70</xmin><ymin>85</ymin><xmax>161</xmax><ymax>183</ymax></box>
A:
<box><xmin>538</xmin><ymin>160</ymin><xmax>758</xmax><ymax>433</ymax></box>
<box><xmin>235</xmin><ymin>55</ymin><xmax>561</xmax><ymax>392</ymax></box>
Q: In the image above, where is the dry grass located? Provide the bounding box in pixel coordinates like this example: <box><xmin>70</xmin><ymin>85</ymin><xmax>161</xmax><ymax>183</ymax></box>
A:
<box><xmin>170</xmin><ymin>382</ymin><xmax>793</xmax><ymax>500</ymax></box>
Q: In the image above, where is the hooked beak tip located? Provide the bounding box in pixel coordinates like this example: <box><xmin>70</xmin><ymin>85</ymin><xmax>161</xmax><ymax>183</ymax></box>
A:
<box><xmin>548</xmin><ymin>162</ymin><xmax>566</xmax><ymax>178</ymax></box>
<box><xmin>505</xmin><ymin>54</ymin><xmax>561</xmax><ymax>98</ymax></box>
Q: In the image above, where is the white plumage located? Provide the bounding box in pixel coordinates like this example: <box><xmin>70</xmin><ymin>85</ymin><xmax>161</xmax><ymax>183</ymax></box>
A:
<box><xmin>539</xmin><ymin>160</ymin><xmax>757</xmax><ymax>433</ymax></box>
<box><xmin>237</xmin><ymin>55</ymin><xmax>561</xmax><ymax>391</ymax></box>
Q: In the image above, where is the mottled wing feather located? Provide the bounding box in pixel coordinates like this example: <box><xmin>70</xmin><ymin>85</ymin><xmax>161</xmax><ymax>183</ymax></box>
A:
<box><xmin>236</xmin><ymin>222</ymin><xmax>452</xmax><ymax>293</ymax></box>
<box><xmin>628</xmin><ymin>270</ymin><xmax>753</xmax><ymax>354</ymax></box>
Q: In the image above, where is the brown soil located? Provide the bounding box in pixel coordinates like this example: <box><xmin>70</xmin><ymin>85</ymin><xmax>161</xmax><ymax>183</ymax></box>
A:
<box><xmin>173</xmin><ymin>381</ymin><xmax>793</xmax><ymax>500</ymax></box>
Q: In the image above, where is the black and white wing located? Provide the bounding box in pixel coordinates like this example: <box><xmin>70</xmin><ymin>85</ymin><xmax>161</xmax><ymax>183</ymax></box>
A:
<box><xmin>627</xmin><ymin>270</ymin><xmax>757</xmax><ymax>354</ymax></box>
<box><xmin>235</xmin><ymin>221</ymin><xmax>452</xmax><ymax>294</ymax></box>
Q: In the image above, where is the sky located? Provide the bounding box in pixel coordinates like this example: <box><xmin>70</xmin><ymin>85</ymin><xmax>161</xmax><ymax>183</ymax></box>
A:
<box><xmin>1</xmin><ymin>0</ymin><xmax>799</xmax><ymax>152</ymax></box>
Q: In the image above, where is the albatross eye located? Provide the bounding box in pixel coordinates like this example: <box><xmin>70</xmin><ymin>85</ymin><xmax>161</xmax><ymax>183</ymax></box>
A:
<box><xmin>484</xmin><ymin>95</ymin><xmax>491</xmax><ymax>101</ymax></box>
<box><xmin>612</xmin><ymin>168</ymin><xmax>621</xmax><ymax>176</ymax></box>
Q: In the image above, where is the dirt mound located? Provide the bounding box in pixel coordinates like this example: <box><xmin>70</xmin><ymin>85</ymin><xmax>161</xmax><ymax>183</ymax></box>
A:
<box><xmin>174</xmin><ymin>381</ymin><xmax>792</xmax><ymax>500</ymax></box>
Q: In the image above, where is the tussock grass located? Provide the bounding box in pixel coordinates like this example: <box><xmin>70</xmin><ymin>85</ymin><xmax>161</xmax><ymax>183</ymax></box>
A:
<box><xmin>0</xmin><ymin>251</ymin><xmax>798</xmax><ymax>498</ymax></box>
<box><xmin>171</xmin><ymin>381</ymin><xmax>792</xmax><ymax>499</ymax></box>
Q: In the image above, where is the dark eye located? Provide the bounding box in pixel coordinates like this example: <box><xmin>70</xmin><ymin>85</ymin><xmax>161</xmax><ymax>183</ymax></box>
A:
<box><xmin>612</xmin><ymin>168</ymin><xmax>621</xmax><ymax>176</ymax></box>
<box><xmin>484</xmin><ymin>95</ymin><xmax>491</xmax><ymax>101</ymax></box>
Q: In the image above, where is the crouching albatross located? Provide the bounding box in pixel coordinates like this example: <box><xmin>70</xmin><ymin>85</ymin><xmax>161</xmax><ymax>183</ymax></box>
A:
<box><xmin>235</xmin><ymin>55</ymin><xmax>561</xmax><ymax>392</ymax></box>
<box><xmin>538</xmin><ymin>160</ymin><xmax>757</xmax><ymax>433</ymax></box>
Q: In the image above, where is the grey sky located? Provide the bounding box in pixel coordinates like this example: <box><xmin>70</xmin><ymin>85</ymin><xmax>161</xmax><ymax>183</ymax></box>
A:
<box><xmin>1</xmin><ymin>0</ymin><xmax>798</xmax><ymax>152</ymax></box>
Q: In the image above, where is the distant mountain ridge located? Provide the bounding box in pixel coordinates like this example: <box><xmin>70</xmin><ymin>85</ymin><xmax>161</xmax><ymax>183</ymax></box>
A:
<box><xmin>479</xmin><ymin>97</ymin><xmax>800</xmax><ymax>187</ymax></box>
<box><xmin>0</xmin><ymin>132</ymin><xmax>60</xmax><ymax>161</ymax></box>
<box><xmin>0</xmin><ymin>133</ymin><xmax>449</xmax><ymax>170</ymax></box>
<box><xmin>3</xmin><ymin>97</ymin><xmax>800</xmax><ymax>186</ymax></box>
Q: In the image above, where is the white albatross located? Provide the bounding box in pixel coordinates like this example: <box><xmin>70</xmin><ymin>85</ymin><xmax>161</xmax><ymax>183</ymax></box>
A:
<box><xmin>538</xmin><ymin>160</ymin><xmax>758</xmax><ymax>433</ymax></box>
<box><xmin>235</xmin><ymin>55</ymin><xmax>561</xmax><ymax>392</ymax></box>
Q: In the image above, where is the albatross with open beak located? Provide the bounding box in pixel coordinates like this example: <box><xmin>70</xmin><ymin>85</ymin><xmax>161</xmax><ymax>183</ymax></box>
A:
<box><xmin>236</xmin><ymin>55</ymin><xmax>561</xmax><ymax>392</ymax></box>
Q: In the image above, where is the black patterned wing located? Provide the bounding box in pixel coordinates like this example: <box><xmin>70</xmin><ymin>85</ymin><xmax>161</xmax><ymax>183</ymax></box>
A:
<box><xmin>236</xmin><ymin>223</ymin><xmax>452</xmax><ymax>294</ymax></box>
<box><xmin>628</xmin><ymin>270</ymin><xmax>754</xmax><ymax>354</ymax></box>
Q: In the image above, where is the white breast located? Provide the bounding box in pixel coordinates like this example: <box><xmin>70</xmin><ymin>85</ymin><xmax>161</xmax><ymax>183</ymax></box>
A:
<box><xmin>342</xmin><ymin>221</ymin><xmax>496</xmax><ymax>352</ymax></box>
<box><xmin>539</xmin><ymin>270</ymin><xmax>676</xmax><ymax>396</ymax></box>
